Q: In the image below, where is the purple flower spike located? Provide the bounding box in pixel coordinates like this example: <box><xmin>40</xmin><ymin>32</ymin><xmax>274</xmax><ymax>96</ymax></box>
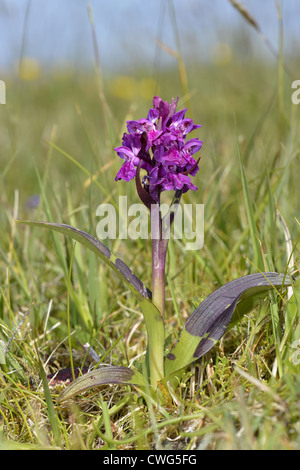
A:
<box><xmin>114</xmin><ymin>135</ymin><xmax>142</xmax><ymax>181</ymax></box>
<box><xmin>115</xmin><ymin>96</ymin><xmax>202</xmax><ymax>202</ymax></box>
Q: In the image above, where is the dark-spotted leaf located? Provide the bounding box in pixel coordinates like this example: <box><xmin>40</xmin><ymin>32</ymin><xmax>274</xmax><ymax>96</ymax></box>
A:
<box><xmin>164</xmin><ymin>272</ymin><xmax>292</xmax><ymax>376</ymax></box>
<box><xmin>47</xmin><ymin>367</ymin><xmax>89</xmax><ymax>384</ymax></box>
<box><xmin>58</xmin><ymin>366</ymin><xmax>145</xmax><ymax>401</ymax></box>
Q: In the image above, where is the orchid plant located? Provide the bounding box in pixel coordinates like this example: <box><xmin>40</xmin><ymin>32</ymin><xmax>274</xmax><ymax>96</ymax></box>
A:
<box><xmin>20</xmin><ymin>96</ymin><xmax>292</xmax><ymax>401</ymax></box>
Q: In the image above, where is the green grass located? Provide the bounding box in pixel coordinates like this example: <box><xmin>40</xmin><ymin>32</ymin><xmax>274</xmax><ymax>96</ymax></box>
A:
<box><xmin>0</xmin><ymin>49</ymin><xmax>300</xmax><ymax>450</ymax></box>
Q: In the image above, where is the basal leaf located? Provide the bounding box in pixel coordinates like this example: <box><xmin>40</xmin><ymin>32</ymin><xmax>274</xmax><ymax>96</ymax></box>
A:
<box><xmin>164</xmin><ymin>272</ymin><xmax>292</xmax><ymax>376</ymax></box>
<box><xmin>58</xmin><ymin>366</ymin><xmax>145</xmax><ymax>401</ymax></box>
<box><xmin>17</xmin><ymin>221</ymin><xmax>165</xmax><ymax>383</ymax></box>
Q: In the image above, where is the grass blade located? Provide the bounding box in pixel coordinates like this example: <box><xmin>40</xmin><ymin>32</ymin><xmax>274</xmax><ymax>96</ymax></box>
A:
<box><xmin>38</xmin><ymin>360</ymin><xmax>61</xmax><ymax>446</ymax></box>
<box><xmin>237</xmin><ymin>137</ymin><xmax>264</xmax><ymax>271</ymax></box>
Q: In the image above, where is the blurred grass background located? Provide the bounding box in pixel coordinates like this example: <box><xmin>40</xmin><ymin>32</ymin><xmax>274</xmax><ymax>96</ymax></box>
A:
<box><xmin>0</xmin><ymin>0</ymin><xmax>300</xmax><ymax>450</ymax></box>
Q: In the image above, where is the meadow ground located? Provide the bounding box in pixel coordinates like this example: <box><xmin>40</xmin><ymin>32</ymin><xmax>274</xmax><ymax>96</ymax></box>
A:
<box><xmin>0</xmin><ymin>55</ymin><xmax>300</xmax><ymax>450</ymax></box>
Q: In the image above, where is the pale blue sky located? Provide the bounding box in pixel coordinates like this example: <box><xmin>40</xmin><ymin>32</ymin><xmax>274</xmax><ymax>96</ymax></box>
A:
<box><xmin>0</xmin><ymin>0</ymin><xmax>299</xmax><ymax>74</ymax></box>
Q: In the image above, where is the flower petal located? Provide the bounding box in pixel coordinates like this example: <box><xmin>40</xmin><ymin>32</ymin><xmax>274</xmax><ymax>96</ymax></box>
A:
<box><xmin>115</xmin><ymin>160</ymin><xmax>136</xmax><ymax>181</ymax></box>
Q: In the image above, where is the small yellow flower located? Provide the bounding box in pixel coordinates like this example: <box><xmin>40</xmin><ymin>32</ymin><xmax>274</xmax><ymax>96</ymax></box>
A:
<box><xmin>210</xmin><ymin>43</ymin><xmax>233</xmax><ymax>66</ymax></box>
<box><xmin>109</xmin><ymin>76</ymin><xmax>137</xmax><ymax>100</ymax></box>
<box><xmin>19</xmin><ymin>57</ymin><xmax>41</xmax><ymax>81</ymax></box>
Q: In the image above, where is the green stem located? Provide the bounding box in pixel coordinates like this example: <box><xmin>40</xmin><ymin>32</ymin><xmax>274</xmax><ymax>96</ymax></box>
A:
<box><xmin>152</xmin><ymin>237</ymin><xmax>167</xmax><ymax>320</ymax></box>
<box><xmin>144</xmin><ymin>308</ymin><xmax>165</xmax><ymax>388</ymax></box>
<box><xmin>151</xmin><ymin>201</ymin><xmax>169</xmax><ymax>320</ymax></box>
<box><xmin>147</xmin><ymin>203</ymin><xmax>169</xmax><ymax>387</ymax></box>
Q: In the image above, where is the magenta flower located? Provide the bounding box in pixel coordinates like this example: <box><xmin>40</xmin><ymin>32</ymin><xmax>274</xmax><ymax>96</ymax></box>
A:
<box><xmin>115</xmin><ymin>134</ymin><xmax>152</xmax><ymax>181</ymax></box>
<box><xmin>148</xmin><ymin>167</ymin><xmax>197</xmax><ymax>201</ymax></box>
<box><xmin>114</xmin><ymin>96</ymin><xmax>202</xmax><ymax>202</ymax></box>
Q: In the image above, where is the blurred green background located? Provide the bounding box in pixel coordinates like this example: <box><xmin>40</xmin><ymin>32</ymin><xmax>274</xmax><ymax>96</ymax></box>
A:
<box><xmin>0</xmin><ymin>0</ymin><xmax>299</xmax><ymax>272</ymax></box>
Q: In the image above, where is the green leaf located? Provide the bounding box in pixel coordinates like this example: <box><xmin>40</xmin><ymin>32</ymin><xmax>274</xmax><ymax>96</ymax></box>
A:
<box><xmin>237</xmin><ymin>137</ymin><xmax>264</xmax><ymax>271</ymax></box>
<box><xmin>17</xmin><ymin>220</ymin><xmax>151</xmax><ymax>301</ymax></box>
<box><xmin>58</xmin><ymin>366</ymin><xmax>145</xmax><ymax>402</ymax></box>
<box><xmin>17</xmin><ymin>220</ymin><xmax>165</xmax><ymax>384</ymax></box>
<box><xmin>164</xmin><ymin>272</ymin><xmax>292</xmax><ymax>376</ymax></box>
<box><xmin>39</xmin><ymin>360</ymin><xmax>61</xmax><ymax>446</ymax></box>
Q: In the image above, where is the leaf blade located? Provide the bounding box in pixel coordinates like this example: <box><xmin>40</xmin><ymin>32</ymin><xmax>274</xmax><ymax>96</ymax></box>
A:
<box><xmin>17</xmin><ymin>220</ymin><xmax>151</xmax><ymax>301</ymax></box>
<box><xmin>165</xmin><ymin>272</ymin><xmax>292</xmax><ymax>375</ymax></box>
<box><xmin>17</xmin><ymin>220</ymin><xmax>165</xmax><ymax>383</ymax></box>
<box><xmin>58</xmin><ymin>366</ymin><xmax>145</xmax><ymax>402</ymax></box>
<box><xmin>237</xmin><ymin>137</ymin><xmax>264</xmax><ymax>271</ymax></box>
